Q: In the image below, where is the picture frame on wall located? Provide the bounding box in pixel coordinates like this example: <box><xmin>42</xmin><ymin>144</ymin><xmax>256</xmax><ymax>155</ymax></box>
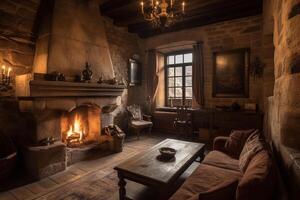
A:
<box><xmin>213</xmin><ymin>48</ymin><xmax>250</xmax><ymax>98</ymax></box>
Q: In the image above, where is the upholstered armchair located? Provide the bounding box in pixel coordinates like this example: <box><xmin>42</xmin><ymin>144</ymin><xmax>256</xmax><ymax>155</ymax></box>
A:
<box><xmin>127</xmin><ymin>104</ymin><xmax>153</xmax><ymax>139</ymax></box>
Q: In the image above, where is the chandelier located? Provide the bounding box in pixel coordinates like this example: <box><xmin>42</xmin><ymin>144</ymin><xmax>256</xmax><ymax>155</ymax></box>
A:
<box><xmin>140</xmin><ymin>0</ymin><xmax>186</xmax><ymax>28</ymax></box>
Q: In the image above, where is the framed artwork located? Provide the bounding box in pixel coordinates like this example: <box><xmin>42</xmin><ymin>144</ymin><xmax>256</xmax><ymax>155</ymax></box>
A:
<box><xmin>213</xmin><ymin>48</ymin><xmax>250</xmax><ymax>98</ymax></box>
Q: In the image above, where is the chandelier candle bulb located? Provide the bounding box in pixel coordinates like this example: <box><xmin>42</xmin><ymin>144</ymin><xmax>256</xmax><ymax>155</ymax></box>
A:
<box><xmin>2</xmin><ymin>65</ymin><xmax>5</xmax><ymax>75</ymax></box>
<box><xmin>182</xmin><ymin>1</ymin><xmax>185</xmax><ymax>13</ymax></box>
<box><xmin>7</xmin><ymin>67</ymin><xmax>11</xmax><ymax>77</ymax></box>
<box><xmin>141</xmin><ymin>1</ymin><xmax>144</xmax><ymax>14</ymax></box>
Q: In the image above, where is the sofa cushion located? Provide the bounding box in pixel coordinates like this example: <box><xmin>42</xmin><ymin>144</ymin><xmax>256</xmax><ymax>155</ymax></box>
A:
<box><xmin>236</xmin><ymin>150</ymin><xmax>275</xmax><ymax>200</ymax></box>
<box><xmin>239</xmin><ymin>133</ymin><xmax>265</xmax><ymax>173</ymax></box>
<box><xmin>202</xmin><ymin>151</ymin><xmax>239</xmax><ymax>172</ymax></box>
<box><xmin>224</xmin><ymin>129</ymin><xmax>258</xmax><ymax>159</ymax></box>
<box><xmin>169</xmin><ymin>164</ymin><xmax>241</xmax><ymax>200</ymax></box>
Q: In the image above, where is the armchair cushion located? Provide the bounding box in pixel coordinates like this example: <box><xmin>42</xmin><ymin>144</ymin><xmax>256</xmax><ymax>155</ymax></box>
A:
<box><xmin>169</xmin><ymin>164</ymin><xmax>241</xmax><ymax>200</ymax></box>
<box><xmin>224</xmin><ymin>129</ymin><xmax>258</xmax><ymax>159</ymax></box>
<box><xmin>197</xmin><ymin>178</ymin><xmax>239</xmax><ymax>200</ymax></box>
<box><xmin>130</xmin><ymin>120</ymin><xmax>153</xmax><ymax>128</ymax></box>
<box><xmin>202</xmin><ymin>151</ymin><xmax>239</xmax><ymax>172</ymax></box>
<box><xmin>239</xmin><ymin>132</ymin><xmax>265</xmax><ymax>173</ymax></box>
<box><xmin>236</xmin><ymin>150</ymin><xmax>275</xmax><ymax>200</ymax></box>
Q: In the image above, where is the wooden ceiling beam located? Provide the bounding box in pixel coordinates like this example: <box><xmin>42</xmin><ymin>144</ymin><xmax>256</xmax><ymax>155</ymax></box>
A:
<box><xmin>128</xmin><ymin>0</ymin><xmax>262</xmax><ymax>33</ymax></box>
<box><xmin>99</xmin><ymin>0</ymin><xmax>263</xmax><ymax>38</ymax></box>
<box><xmin>100</xmin><ymin>0</ymin><xmax>137</xmax><ymax>15</ymax></box>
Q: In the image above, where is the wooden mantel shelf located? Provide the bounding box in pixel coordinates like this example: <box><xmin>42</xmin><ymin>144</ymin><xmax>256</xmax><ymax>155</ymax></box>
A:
<box><xmin>18</xmin><ymin>80</ymin><xmax>126</xmax><ymax>99</ymax></box>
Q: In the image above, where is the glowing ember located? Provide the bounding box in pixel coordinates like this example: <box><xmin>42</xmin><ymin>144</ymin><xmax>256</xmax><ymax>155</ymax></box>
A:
<box><xmin>66</xmin><ymin>114</ymin><xmax>85</xmax><ymax>146</ymax></box>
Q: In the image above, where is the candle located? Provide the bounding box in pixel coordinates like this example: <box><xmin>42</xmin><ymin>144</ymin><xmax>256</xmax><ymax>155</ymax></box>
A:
<box><xmin>141</xmin><ymin>1</ymin><xmax>144</xmax><ymax>14</ymax></box>
<box><xmin>182</xmin><ymin>1</ymin><xmax>185</xmax><ymax>13</ymax></box>
<box><xmin>2</xmin><ymin>65</ymin><xmax>5</xmax><ymax>75</ymax></box>
<box><xmin>170</xmin><ymin>0</ymin><xmax>173</xmax><ymax>7</ymax></box>
<box><xmin>7</xmin><ymin>67</ymin><xmax>11</xmax><ymax>77</ymax></box>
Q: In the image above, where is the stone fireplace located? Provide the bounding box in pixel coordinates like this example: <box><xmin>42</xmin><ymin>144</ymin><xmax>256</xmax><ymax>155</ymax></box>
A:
<box><xmin>13</xmin><ymin>0</ymin><xmax>127</xmax><ymax>180</ymax></box>
<box><xmin>15</xmin><ymin>78</ymin><xmax>125</xmax><ymax>179</ymax></box>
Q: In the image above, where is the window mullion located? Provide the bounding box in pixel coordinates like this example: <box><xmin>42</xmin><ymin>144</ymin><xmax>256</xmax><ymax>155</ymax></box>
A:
<box><xmin>182</xmin><ymin>54</ymin><xmax>185</xmax><ymax>106</ymax></box>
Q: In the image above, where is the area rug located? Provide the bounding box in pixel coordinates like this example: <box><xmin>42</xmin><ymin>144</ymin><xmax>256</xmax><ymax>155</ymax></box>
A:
<box><xmin>36</xmin><ymin>170</ymin><xmax>118</xmax><ymax>200</ymax></box>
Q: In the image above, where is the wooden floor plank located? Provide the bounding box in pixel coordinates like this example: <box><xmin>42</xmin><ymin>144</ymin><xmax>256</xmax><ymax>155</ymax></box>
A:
<box><xmin>0</xmin><ymin>192</ymin><xmax>17</xmax><ymax>200</ymax></box>
<box><xmin>4</xmin><ymin>135</ymin><xmax>169</xmax><ymax>200</ymax></box>
<box><xmin>49</xmin><ymin>171</ymin><xmax>78</xmax><ymax>185</ymax></box>
<box><xmin>36</xmin><ymin>178</ymin><xmax>58</xmax><ymax>190</ymax></box>
<box><xmin>10</xmin><ymin>187</ymin><xmax>34</xmax><ymax>200</ymax></box>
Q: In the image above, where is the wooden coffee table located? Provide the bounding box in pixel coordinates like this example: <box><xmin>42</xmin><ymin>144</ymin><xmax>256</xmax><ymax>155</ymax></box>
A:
<box><xmin>114</xmin><ymin>139</ymin><xmax>205</xmax><ymax>200</ymax></box>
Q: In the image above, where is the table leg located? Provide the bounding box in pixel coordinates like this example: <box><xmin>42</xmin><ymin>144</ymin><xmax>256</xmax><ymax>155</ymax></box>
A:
<box><xmin>199</xmin><ymin>147</ymin><xmax>205</xmax><ymax>162</ymax></box>
<box><xmin>157</xmin><ymin>186</ymin><xmax>169</xmax><ymax>200</ymax></box>
<box><xmin>117</xmin><ymin>172</ymin><xmax>126</xmax><ymax>200</ymax></box>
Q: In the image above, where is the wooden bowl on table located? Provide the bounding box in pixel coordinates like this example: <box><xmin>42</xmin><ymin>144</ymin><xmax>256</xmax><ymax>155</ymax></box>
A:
<box><xmin>159</xmin><ymin>147</ymin><xmax>176</xmax><ymax>159</ymax></box>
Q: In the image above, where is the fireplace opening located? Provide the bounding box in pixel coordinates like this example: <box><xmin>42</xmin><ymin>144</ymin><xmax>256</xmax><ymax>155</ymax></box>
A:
<box><xmin>61</xmin><ymin>104</ymin><xmax>101</xmax><ymax>148</ymax></box>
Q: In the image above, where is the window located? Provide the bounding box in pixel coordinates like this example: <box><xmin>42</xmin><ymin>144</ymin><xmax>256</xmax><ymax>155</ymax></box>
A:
<box><xmin>166</xmin><ymin>51</ymin><xmax>193</xmax><ymax>107</ymax></box>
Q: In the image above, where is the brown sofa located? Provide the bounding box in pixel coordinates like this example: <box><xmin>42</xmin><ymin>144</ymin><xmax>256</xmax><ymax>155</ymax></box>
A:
<box><xmin>170</xmin><ymin>130</ymin><xmax>277</xmax><ymax>200</ymax></box>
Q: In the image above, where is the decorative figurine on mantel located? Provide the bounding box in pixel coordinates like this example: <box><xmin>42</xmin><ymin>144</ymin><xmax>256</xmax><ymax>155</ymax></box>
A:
<box><xmin>82</xmin><ymin>62</ymin><xmax>93</xmax><ymax>82</ymax></box>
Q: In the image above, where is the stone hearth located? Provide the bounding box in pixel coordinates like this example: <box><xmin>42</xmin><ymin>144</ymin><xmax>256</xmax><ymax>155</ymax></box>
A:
<box><xmin>14</xmin><ymin>74</ymin><xmax>126</xmax><ymax>179</ymax></box>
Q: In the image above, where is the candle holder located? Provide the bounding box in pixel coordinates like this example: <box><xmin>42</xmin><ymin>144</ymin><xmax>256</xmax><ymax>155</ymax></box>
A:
<box><xmin>1</xmin><ymin>71</ymin><xmax>12</xmax><ymax>92</ymax></box>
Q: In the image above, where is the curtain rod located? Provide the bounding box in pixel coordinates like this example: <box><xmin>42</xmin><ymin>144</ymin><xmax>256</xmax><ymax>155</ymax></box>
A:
<box><xmin>146</xmin><ymin>41</ymin><xmax>203</xmax><ymax>52</ymax></box>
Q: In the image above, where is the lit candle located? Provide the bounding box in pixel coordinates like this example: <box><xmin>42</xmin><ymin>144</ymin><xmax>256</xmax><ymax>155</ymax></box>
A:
<box><xmin>141</xmin><ymin>1</ymin><xmax>144</xmax><ymax>14</ymax></box>
<box><xmin>170</xmin><ymin>0</ymin><xmax>173</xmax><ymax>7</ymax></box>
<box><xmin>182</xmin><ymin>1</ymin><xmax>185</xmax><ymax>13</ymax></box>
<box><xmin>2</xmin><ymin>65</ymin><xmax>5</xmax><ymax>75</ymax></box>
<box><xmin>7</xmin><ymin>67</ymin><xmax>11</xmax><ymax>77</ymax></box>
<box><xmin>156</xmin><ymin>1</ymin><xmax>159</xmax><ymax>6</ymax></box>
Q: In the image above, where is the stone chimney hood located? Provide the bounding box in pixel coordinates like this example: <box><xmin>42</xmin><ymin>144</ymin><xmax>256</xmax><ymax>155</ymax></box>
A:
<box><xmin>15</xmin><ymin>0</ymin><xmax>125</xmax><ymax>110</ymax></box>
<box><xmin>33</xmin><ymin>0</ymin><xmax>115</xmax><ymax>80</ymax></box>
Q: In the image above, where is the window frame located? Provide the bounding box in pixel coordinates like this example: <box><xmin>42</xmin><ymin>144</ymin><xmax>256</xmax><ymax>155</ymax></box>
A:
<box><xmin>165</xmin><ymin>50</ymin><xmax>193</xmax><ymax>107</ymax></box>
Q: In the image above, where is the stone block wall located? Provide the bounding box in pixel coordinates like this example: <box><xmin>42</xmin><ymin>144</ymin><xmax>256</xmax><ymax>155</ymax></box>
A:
<box><xmin>104</xmin><ymin>18</ymin><xmax>146</xmax><ymax>106</ymax></box>
<box><xmin>103</xmin><ymin>17</ymin><xmax>147</xmax><ymax>130</ymax></box>
<box><xmin>266</xmin><ymin>0</ymin><xmax>300</xmax><ymax>198</ymax></box>
<box><xmin>0</xmin><ymin>0</ymin><xmax>40</xmax><ymax>75</ymax></box>
<box><xmin>145</xmin><ymin>15</ymin><xmax>274</xmax><ymax>111</ymax></box>
<box><xmin>104</xmin><ymin>17</ymin><xmax>145</xmax><ymax>128</ymax></box>
<box><xmin>271</xmin><ymin>0</ymin><xmax>300</xmax><ymax>151</ymax></box>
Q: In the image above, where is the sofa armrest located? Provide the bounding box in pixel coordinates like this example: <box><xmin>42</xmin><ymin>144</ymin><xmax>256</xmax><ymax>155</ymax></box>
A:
<box><xmin>213</xmin><ymin>136</ymin><xmax>229</xmax><ymax>152</ymax></box>
<box><xmin>196</xmin><ymin>178</ymin><xmax>239</xmax><ymax>200</ymax></box>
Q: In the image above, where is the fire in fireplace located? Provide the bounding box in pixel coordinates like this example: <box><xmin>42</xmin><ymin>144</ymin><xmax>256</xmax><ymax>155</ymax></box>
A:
<box><xmin>65</xmin><ymin>114</ymin><xmax>85</xmax><ymax>146</ymax></box>
<box><xmin>61</xmin><ymin>104</ymin><xmax>101</xmax><ymax>148</ymax></box>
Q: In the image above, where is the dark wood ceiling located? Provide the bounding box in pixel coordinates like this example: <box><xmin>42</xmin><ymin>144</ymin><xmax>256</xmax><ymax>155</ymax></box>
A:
<box><xmin>100</xmin><ymin>0</ymin><xmax>263</xmax><ymax>38</ymax></box>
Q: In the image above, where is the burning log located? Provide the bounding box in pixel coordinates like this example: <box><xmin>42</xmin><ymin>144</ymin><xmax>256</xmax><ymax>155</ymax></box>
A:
<box><xmin>66</xmin><ymin>132</ymin><xmax>83</xmax><ymax>147</ymax></box>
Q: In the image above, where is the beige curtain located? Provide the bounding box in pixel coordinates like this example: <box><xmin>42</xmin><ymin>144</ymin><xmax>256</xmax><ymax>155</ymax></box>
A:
<box><xmin>156</xmin><ymin>53</ymin><xmax>165</xmax><ymax>108</ymax></box>
<box><xmin>192</xmin><ymin>42</ymin><xmax>205</xmax><ymax>107</ymax></box>
<box><xmin>146</xmin><ymin>49</ymin><xmax>159</xmax><ymax>112</ymax></box>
